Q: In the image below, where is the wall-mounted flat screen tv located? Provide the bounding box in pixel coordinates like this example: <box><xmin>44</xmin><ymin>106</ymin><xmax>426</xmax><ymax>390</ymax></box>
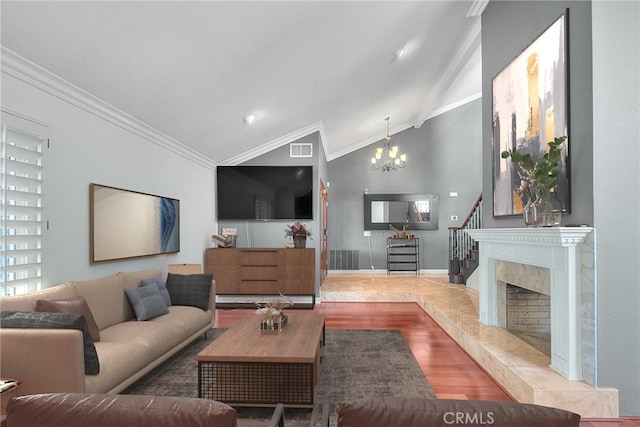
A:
<box><xmin>217</xmin><ymin>166</ymin><xmax>313</xmax><ymax>220</ymax></box>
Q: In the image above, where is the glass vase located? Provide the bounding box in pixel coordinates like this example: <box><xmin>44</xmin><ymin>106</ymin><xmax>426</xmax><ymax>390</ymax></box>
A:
<box><xmin>523</xmin><ymin>191</ymin><xmax>562</xmax><ymax>227</ymax></box>
<box><xmin>523</xmin><ymin>200</ymin><xmax>538</xmax><ymax>227</ymax></box>
<box><xmin>260</xmin><ymin>316</ymin><xmax>279</xmax><ymax>334</ymax></box>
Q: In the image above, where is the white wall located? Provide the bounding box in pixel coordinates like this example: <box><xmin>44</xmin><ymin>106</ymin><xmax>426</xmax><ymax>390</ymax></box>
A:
<box><xmin>592</xmin><ymin>1</ymin><xmax>640</xmax><ymax>416</ymax></box>
<box><xmin>1</xmin><ymin>63</ymin><xmax>217</xmax><ymax>286</ymax></box>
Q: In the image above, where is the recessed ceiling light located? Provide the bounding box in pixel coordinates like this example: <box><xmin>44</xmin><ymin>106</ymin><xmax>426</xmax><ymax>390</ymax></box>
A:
<box><xmin>393</xmin><ymin>46</ymin><xmax>407</xmax><ymax>61</ymax></box>
<box><xmin>243</xmin><ymin>114</ymin><xmax>257</xmax><ymax>124</ymax></box>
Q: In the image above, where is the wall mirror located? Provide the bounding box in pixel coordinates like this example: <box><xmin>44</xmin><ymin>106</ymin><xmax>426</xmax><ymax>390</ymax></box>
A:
<box><xmin>364</xmin><ymin>193</ymin><xmax>439</xmax><ymax>230</ymax></box>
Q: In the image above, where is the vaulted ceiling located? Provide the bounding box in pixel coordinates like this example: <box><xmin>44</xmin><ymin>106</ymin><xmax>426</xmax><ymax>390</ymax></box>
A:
<box><xmin>1</xmin><ymin>1</ymin><xmax>484</xmax><ymax>165</ymax></box>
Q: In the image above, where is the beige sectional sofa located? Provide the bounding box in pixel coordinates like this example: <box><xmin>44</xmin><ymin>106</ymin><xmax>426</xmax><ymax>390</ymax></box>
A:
<box><xmin>0</xmin><ymin>269</ymin><xmax>215</xmax><ymax>398</ymax></box>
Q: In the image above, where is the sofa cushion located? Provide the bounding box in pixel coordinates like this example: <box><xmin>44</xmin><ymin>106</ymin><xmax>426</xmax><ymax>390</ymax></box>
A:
<box><xmin>141</xmin><ymin>275</ymin><xmax>172</xmax><ymax>307</ymax></box>
<box><xmin>119</xmin><ymin>268</ymin><xmax>163</xmax><ymax>289</ymax></box>
<box><xmin>71</xmin><ymin>273</ymin><xmax>128</xmax><ymax>330</ymax></box>
<box><xmin>36</xmin><ymin>296</ymin><xmax>101</xmax><ymax>342</ymax></box>
<box><xmin>125</xmin><ymin>286</ymin><xmax>169</xmax><ymax>321</ymax></box>
<box><xmin>166</xmin><ymin>273</ymin><xmax>212</xmax><ymax>310</ymax></box>
<box><xmin>0</xmin><ymin>311</ymin><xmax>100</xmax><ymax>375</ymax></box>
<box><xmin>336</xmin><ymin>397</ymin><xmax>581</xmax><ymax>427</ymax></box>
<box><xmin>0</xmin><ymin>282</ymin><xmax>77</xmax><ymax>312</ymax></box>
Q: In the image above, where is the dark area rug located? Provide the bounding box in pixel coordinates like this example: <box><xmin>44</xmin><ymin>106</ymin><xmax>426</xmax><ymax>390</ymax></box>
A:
<box><xmin>124</xmin><ymin>328</ymin><xmax>435</xmax><ymax>426</ymax></box>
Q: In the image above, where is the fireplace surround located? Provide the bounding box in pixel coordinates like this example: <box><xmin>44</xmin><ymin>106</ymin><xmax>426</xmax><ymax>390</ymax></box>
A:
<box><xmin>466</xmin><ymin>227</ymin><xmax>594</xmax><ymax>383</ymax></box>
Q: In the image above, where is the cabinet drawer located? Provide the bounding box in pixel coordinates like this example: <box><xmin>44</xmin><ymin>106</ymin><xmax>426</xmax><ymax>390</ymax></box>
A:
<box><xmin>206</xmin><ymin>248</ymin><xmax>239</xmax><ymax>265</ymax></box>
<box><xmin>240</xmin><ymin>265</ymin><xmax>278</xmax><ymax>281</ymax></box>
<box><xmin>240</xmin><ymin>250</ymin><xmax>278</xmax><ymax>265</ymax></box>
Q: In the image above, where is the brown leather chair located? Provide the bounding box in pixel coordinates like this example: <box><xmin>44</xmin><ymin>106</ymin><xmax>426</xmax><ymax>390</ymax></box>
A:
<box><xmin>7</xmin><ymin>393</ymin><xmax>285</xmax><ymax>427</ymax></box>
<box><xmin>332</xmin><ymin>397</ymin><xmax>580</xmax><ymax>427</ymax></box>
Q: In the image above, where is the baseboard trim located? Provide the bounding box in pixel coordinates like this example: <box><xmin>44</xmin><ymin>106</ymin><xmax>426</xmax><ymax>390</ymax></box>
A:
<box><xmin>328</xmin><ymin>269</ymin><xmax>448</xmax><ymax>275</ymax></box>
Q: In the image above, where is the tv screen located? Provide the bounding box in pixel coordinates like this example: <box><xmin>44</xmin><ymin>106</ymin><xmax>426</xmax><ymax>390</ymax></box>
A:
<box><xmin>217</xmin><ymin>166</ymin><xmax>313</xmax><ymax>221</ymax></box>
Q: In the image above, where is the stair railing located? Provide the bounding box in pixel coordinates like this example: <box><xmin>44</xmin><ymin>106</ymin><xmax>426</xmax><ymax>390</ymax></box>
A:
<box><xmin>448</xmin><ymin>193</ymin><xmax>482</xmax><ymax>284</ymax></box>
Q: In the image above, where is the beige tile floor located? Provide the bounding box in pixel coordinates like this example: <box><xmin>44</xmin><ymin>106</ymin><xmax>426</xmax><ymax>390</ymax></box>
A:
<box><xmin>320</xmin><ymin>271</ymin><xmax>619</xmax><ymax>419</ymax></box>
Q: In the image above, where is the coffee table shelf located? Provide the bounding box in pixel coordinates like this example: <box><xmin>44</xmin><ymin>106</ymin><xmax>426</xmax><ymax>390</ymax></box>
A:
<box><xmin>197</xmin><ymin>313</ymin><xmax>325</xmax><ymax>408</ymax></box>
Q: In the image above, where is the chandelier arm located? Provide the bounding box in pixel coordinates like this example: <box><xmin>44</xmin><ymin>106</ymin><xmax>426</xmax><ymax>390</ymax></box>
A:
<box><xmin>370</xmin><ymin>116</ymin><xmax>406</xmax><ymax>172</ymax></box>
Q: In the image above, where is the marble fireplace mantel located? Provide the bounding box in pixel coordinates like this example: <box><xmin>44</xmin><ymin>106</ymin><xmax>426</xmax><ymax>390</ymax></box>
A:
<box><xmin>465</xmin><ymin>227</ymin><xmax>594</xmax><ymax>381</ymax></box>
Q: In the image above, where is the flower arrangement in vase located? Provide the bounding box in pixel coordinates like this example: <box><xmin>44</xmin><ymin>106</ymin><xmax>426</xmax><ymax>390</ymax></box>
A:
<box><xmin>501</xmin><ymin>136</ymin><xmax>566</xmax><ymax>227</ymax></box>
<box><xmin>255</xmin><ymin>293</ymin><xmax>293</xmax><ymax>333</ymax></box>
<box><xmin>285</xmin><ymin>222</ymin><xmax>312</xmax><ymax>248</ymax></box>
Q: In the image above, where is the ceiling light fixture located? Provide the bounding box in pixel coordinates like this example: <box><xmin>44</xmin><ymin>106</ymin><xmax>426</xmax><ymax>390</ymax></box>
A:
<box><xmin>243</xmin><ymin>114</ymin><xmax>257</xmax><ymax>124</ymax></box>
<box><xmin>370</xmin><ymin>117</ymin><xmax>407</xmax><ymax>172</ymax></box>
<box><xmin>393</xmin><ymin>46</ymin><xmax>407</xmax><ymax>61</ymax></box>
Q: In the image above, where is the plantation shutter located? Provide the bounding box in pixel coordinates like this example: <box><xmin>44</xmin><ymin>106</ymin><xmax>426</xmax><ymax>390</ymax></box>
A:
<box><xmin>1</xmin><ymin>111</ymin><xmax>47</xmax><ymax>296</ymax></box>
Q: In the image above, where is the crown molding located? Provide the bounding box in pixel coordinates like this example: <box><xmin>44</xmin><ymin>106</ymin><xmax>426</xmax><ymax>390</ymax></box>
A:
<box><xmin>466</xmin><ymin>0</ymin><xmax>490</xmax><ymax>17</ymax></box>
<box><xmin>421</xmin><ymin>92</ymin><xmax>482</xmax><ymax>123</ymax></box>
<box><xmin>1</xmin><ymin>47</ymin><xmax>216</xmax><ymax>171</ymax></box>
<box><xmin>414</xmin><ymin>19</ymin><xmax>481</xmax><ymax>128</ymax></box>
<box><xmin>219</xmin><ymin>120</ymin><xmax>328</xmax><ymax>166</ymax></box>
<box><xmin>327</xmin><ymin>85</ymin><xmax>481</xmax><ymax>161</ymax></box>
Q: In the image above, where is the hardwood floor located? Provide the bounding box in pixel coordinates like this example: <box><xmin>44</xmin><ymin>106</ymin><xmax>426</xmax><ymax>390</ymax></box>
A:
<box><xmin>214</xmin><ymin>302</ymin><xmax>640</xmax><ymax>426</ymax></box>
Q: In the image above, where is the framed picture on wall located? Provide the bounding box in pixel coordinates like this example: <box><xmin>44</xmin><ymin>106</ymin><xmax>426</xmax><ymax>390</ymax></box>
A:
<box><xmin>90</xmin><ymin>183</ymin><xmax>180</xmax><ymax>262</ymax></box>
<box><xmin>491</xmin><ymin>10</ymin><xmax>570</xmax><ymax>217</ymax></box>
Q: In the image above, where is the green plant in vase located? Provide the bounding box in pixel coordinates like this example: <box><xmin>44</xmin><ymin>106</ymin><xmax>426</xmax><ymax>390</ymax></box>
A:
<box><xmin>501</xmin><ymin>136</ymin><xmax>566</xmax><ymax>227</ymax></box>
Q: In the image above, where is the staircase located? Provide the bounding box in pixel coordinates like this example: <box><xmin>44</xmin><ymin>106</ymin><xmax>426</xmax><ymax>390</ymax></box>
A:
<box><xmin>448</xmin><ymin>193</ymin><xmax>482</xmax><ymax>285</ymax></box>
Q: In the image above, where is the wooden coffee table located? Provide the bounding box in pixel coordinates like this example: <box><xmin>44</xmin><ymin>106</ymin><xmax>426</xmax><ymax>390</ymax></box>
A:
<box><xmin>197</xmin><ymin>313</ymin><xmax>325</xmax><ymax>408</ymax></box>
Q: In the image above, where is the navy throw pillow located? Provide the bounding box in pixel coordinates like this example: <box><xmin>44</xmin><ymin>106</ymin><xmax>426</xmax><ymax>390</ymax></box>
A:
<box><xmin>165</xmin><ymin>273</ymin><xmax>212</xmax><ymax>311</ymax></box>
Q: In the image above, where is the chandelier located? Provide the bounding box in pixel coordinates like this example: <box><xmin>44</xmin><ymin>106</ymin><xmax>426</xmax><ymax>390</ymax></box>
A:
<box><xmin>370</xmin><ymin>117</ymin><xmax>407</xmax><ymax>172</ymax></box>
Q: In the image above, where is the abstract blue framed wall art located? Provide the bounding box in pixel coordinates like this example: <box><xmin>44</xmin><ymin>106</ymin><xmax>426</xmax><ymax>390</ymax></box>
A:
<box><xmin>90</xmin><ymin>183</ymin><xmax>180</xmax><ymax>262</ymax></box>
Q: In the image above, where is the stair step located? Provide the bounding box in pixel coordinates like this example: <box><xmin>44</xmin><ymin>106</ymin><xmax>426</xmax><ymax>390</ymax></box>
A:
<box><xmin>448</xmin><ymin>273</ymin><xmax>465</xmax><ymax>285</ymax></box>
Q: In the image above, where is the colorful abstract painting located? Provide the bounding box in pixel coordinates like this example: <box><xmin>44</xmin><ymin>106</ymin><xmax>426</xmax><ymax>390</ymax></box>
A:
<box><xmin>492</xmin><ymin>12</ymin><xmax>570</xmax><ymax>217</ymax></box>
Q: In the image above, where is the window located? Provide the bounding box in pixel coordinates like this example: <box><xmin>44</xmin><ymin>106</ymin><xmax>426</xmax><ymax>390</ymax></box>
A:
<box><xmin>1</xmin><ymin>111</ymin><xmax>47</xmax><ymax>296</ymax></box>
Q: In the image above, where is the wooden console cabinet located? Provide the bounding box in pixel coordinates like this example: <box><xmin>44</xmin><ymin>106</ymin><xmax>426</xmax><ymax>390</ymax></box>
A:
<box><xmin>205</xmin><ymin>248</ymin><xmax>315</xmax><ymax>307</ymax></box>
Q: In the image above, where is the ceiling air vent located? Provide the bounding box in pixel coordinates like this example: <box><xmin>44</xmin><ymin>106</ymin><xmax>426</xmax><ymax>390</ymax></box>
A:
<box><xmin>290</xmin><ymin>143</ymin><xmax>313</xmax><ymax>158</ymax></box>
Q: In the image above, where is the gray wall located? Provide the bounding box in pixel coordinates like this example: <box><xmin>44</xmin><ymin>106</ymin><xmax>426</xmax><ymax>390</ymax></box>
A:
<box><xmin>483</xmin><ymin>0</ymin><xmax>640</xmax><ymax>415</ymax></box>
<box><xmin>327</xmin><ymin>99</ymin><xmax>482</xmax><ymax>270</ymax></box>
<box><xmin>482</xmin><ymin>1</ymin><xmax>594</xmax><ymax>228</ymax></box>
<box><xmin>592</xmin><ymin>1</ymin><xmax>640</xmax><ymax>417</ymax></box>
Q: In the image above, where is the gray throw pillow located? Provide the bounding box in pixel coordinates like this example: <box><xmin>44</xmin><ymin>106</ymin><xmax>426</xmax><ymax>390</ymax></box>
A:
<box><xmin>165</xmin><ymin>273</ymin><xmax>212</xmax><ymax>311</ymax></box>
<box><xmin>140</xmin><ymin>275</ymin><xmax>172</xmax><ymax>307</ymax></box>
<box><xmin>125</xmin><ymin>286</ymin><xmax>169</xmax><ymax>321</ymax></box>
<box><xmin>0</xmin><ymin>310</ymin><xmax>100</xmax><ymax>375</ymax></box>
